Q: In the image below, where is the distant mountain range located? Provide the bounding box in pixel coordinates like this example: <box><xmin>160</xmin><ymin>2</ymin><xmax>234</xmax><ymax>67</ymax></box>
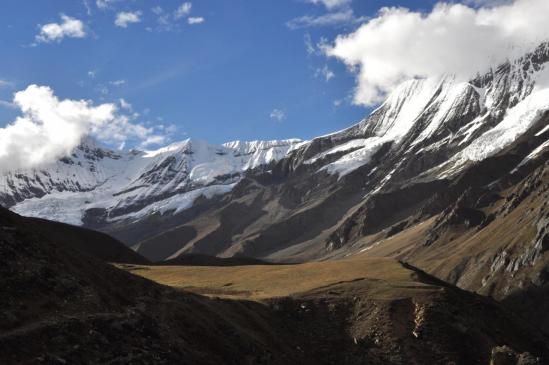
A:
<box><xmin>0</xmin><ymin>137</ymin><xmax>303</xmax><ymax>224</ymax></box>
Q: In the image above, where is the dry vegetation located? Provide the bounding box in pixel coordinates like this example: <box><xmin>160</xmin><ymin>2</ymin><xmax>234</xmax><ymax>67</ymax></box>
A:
<box><xmin>119</xmin><ymin>257</ymin><xmax>439</xmax><ymax>300</ymax></box>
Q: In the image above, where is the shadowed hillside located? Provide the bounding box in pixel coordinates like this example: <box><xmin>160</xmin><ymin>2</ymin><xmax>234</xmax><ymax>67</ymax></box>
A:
<box><xmin>1</xmin><ymin>207</ymin><xmax>546</xmax><ymax>364</ymax></box>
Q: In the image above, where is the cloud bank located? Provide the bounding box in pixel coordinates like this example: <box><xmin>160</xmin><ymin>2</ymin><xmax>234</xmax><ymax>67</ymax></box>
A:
<box><xmin>0</xmin><ymin>85</ymin><xmax>169</xmax><ymax>170</ymax></box>
<box><xmin>325</xmin><ymin>0</ymin><xmax>549</xmax><ymax>105</ymax></box>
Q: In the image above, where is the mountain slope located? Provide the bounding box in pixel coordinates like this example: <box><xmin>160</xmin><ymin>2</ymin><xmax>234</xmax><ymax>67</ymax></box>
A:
<box><xmin>100</xmin><ymin>42</ymin><xmax>548</xmax><ymax>264</ymax></box>
<box><xmin>27</xmin><ymin>216</ymin><xmax>150</xmax><ymax>264</ymax></box>
<box><xmin>1</xmin><ymin>207</ymin><xmax>548</xmax><ymax>364</ymax></box>
<box><xmin>3</xmin><ymin>43</ymin><xmax>548</xmax><ymax>263</ymax></box>
<box><xmin>0</xmin><ymin>207</ymin><xmax>303</xmax><ymax>364</ymax></box>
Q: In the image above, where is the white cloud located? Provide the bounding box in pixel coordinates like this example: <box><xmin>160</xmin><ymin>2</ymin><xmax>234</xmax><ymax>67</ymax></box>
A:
<box><xmin>97</xmin><ymin>86</ymin><xmax>109</xmax><ymax>95</ymax></box>
<box><xmin>150</xmin><ymin>3</ymin><xmax>197</xmax><ymax>31</ymax></box>
<box><xmin>304</xmin><ymin>34</ymin><xmax>332</xmax><ymax>56</ymax></box>
<box><xmin>109</xmin><ymin>79</ymin><xmax>126</xmax><ymax>86</ymax></box>
<box><xmin>270</xmin><ymin>109</ymin><xmax>286</xmax><ymax>122</ymax></box>
<box><xmin>0</xmin><ymin>85</ymin><xmax>169</xmax><ymax>170</ymax></box>
<box><xmin>140</xmin><ymin>135</ymin><xmax>166</xmax><ymax>147</ymax></box>
<box><xmin>304</xmin><ymin>33</ymin><xmax>316</xmax><ymax>55</ymax></box>
<box><xmin>325</xmin><ymin>0</ymin><xmax>549</xmax><ymax>106</ymax></box>
<box><xmin>119</xmin><ymin>98</ymin><xmax>132</xmax><ymax>110</ymax></box>
<box><xmin>307</xmin><ymin>0</ymin><xmax>352</xmax><ymax>10</ymax></box>
<box><xmin>0</xmin><ymin>100</ymin><xmax>16</xmax><ymax>109</ymax></box>
<box><xmin>164</xmin><ymin>124</ymin><xmax>178</xmax><ymax>134</ymax></box>
<box><xmin>82</xmin><ymin>0</ymin><xmax>92</xmax><ymax>15</ymax></box>
<box><xmin>96</xmin><ymin>0</ymin><xmax>121</xmax><ymax>10</ymax></box>
<box><xmin>156</xmin><ymin>12</ymin><xmax>171</xmax><ymax>27</ymax></box>
<box><xmin>115</xmin><ymin>11</ymin><xmax>142</xmax><ymax>28</ymax></box>
<box><xmin>315</xmin><ymin>65</ymin><xmax>335</xmax><ymax>81</ymax></box>
<box><xmin>175</xmin><ymin>3</ymin><xmax>192</xmax><ymax>19</ymax></box>
<box><xmin>0</xmin><ymin>79</ymin><xmax>14</xmax><ymax>88</ymax></box>
<box><xmin>36</xmin><ymin>14</ymin><xmax>86</xmax><ymax>43</ymax></box>
<box><xmin>287</xmin><ymin>9</ymin><xmax>357</xmax><ymax>29</ymax></box>
<box><xmin>187</xmin><ymin>17</ymin><xmax>205</xmax><ymax>25</ymax></box>
<box><xmin>96</xmin><ymin>0</ymin><xmax>110</xmax><ymax>9</ymax></box>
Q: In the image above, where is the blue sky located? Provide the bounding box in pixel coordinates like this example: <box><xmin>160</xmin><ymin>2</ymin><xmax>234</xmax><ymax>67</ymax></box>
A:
<box><xmin>0</xmin><ymin>0</ymin><xmax>440</xmax><ymax>146</ymax></box>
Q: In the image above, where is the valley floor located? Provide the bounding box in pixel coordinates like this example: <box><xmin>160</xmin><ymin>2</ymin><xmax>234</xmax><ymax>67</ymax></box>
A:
<box><xmin>117</xmin><ymin>258</ymin><xmax>549</xmax><ymax>364</ymax></box>
<box><xmin>118</xmin><ymin>257</ymin><xmax>439</xmax><ymax>300</ymax></box>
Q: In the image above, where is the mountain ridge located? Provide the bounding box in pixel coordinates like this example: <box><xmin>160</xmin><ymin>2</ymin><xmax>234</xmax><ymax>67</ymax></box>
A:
<box><xmin>3</xmin><ymin>42</ymin><xmax>548</xmax><ymax>230</ymax></box>
<box><xmin>1</xmin><ymin>41</ymin><xmax>548</xmax><ymax>336</ymax></box>
<box><xmin>0</xmin><ymin>137</ymin><xmax>303</xmax><ymax>224</ymax></box>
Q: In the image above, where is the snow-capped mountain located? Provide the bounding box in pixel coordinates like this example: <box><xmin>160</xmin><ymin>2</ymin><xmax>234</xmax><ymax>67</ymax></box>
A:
<box><xmin>0</xmin><ymin>138</ymin><xmax>303</xmax><ymax>225</ymax></box>
<box><xmin>294</xmin><ymin>41</ymin><xmax>549</xmax><ymax>182</ymax></box>
<box><xmin>74</xmin><ymin>40</ymin><xmax>546</xmax><ymax>323</ymax></box>
<box><xmin>2</xmin><ymin>41</ymin><xmax>548</xmax><ymax>279</ymax></box>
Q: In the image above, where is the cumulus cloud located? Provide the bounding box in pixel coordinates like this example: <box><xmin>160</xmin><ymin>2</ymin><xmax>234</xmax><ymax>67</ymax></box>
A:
<box><xmin>307</xmin><ymin>0</ymin><xmax>352</xmax><ymax>10</ymax></box>
<box><xmin>115</xmin><ymin>11</ymin><xmax>142</xmax><ymax>28</ymax></box>
<box><xmin>270</xmin><ymin>109</ymin><xmax>286</xmax><ymax>122</ymax></box>
<box><xmin>174</xmin><ymin>3</ymin><xmax>192</xmax><ymax>19</ymax></box>
<box><xmin>187</xmin><ymin>17</ymin><xmax>205</xmax><ymax>25</ymax></box>
<box><xmin>36</xmin><ymin>14</ymin><xmax>86</xmax><ymax>43</ymax></box>
<box><xmin>0</xmin><ymin>85</ymin><xmax>169</xmax><ymax>170</ymax></box>
<box><xmin>325</xmin><ymin>0</ymin><xmax>549</xmax><ymax>106</ymax></box>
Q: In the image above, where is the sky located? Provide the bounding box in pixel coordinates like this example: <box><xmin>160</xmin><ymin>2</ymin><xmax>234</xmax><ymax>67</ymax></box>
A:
<box><xmin>0</xmin><ymin>0</ymin><xmax>548</xmax><ymax>169</ymax></box>
<box><xmin>0</xmin><ymin>0</ymin><xmax>440</xmax><ymax>147</ymax></box>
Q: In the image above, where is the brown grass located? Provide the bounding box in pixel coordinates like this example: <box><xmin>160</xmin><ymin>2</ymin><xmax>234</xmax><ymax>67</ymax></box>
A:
<box><xmin>118</xmin><ymin>257</ymin><xmax>438</xmax><ymax>300</ymax></box>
